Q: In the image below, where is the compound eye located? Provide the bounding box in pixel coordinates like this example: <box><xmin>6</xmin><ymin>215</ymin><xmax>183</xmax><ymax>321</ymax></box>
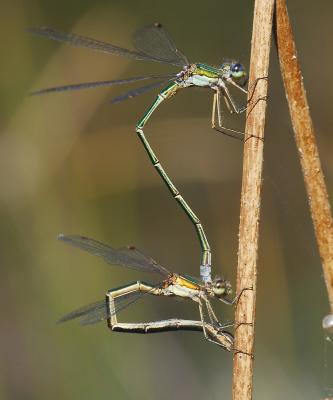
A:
<box><xmin>213</xmin><ymin>281</ymin><xmax>226</xmax><ymax>297</ymax></box>
<box><xmin>231</xmin><ymin>63</ymin><xmax>245</xmax><ymax>78</ymax></box>
<box><xmin>213</xmin><ymin>286</ymin><xmax>225</xmax><ymax>297</ymax></box>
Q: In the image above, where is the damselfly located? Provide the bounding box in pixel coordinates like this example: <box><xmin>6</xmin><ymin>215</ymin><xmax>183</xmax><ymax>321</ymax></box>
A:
<box><xmin>30</xmin><ymin>23</ymin><xmax>249</xmax><ymax>283</ymax></box>
<box><xmin>58</xmin><ymin>234</ymin><xmax>238</xmax><ymax>349</ymax></box>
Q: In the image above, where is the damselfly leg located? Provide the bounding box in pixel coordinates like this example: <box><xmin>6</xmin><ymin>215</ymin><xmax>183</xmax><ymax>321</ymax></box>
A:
<box><xmin>212</xmin><ymin>89</ymin><xmax>247</xmax><ymax>140</ymax></box>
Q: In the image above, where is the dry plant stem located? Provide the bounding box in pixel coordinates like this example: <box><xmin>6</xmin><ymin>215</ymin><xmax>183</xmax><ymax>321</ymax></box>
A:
<box><xmin>232</xmin><ymin>1</ymin><xmax>274</xmax><ymax>399</ymax></box>
<box><xmin>275</xmin><ymin>0</ymin><xmax>333</xmax><ymax>312</ymax></box>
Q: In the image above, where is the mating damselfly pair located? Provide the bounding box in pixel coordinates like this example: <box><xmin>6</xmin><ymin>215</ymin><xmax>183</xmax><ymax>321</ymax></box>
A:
<box><xmin>29</xmin><ymin>22</ymin><xmax>250</xmax><ymax>284</ymax></box>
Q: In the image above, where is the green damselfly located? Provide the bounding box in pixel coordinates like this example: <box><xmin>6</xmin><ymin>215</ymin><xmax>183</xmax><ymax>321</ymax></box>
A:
<box><xmin>30</xmin><ymin>23</ymin><xmax>249</xmax><ymax>283</ymax></box>
<box><xmin>58</xmin><ymin>234</ymin><xmax>238</xmax><ymax>349</ymax></box>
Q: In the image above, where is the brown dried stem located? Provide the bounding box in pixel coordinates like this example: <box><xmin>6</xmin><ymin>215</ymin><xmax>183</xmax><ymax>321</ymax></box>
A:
<box><xmin>275</xmin><ymin>0</ymin><xmax>333</xmax><ymax>312</ymax></box>
<box><xmin>232</xmin><ymin>1</ymin><xmax>275</xmax><ymax>399</ymax></box>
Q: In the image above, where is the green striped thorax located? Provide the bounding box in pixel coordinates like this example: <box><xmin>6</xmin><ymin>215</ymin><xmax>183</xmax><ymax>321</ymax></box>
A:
<box><xmin>179</xmin><ymin>61</ymin><xmax>247</xmax><ymax>89</ymax></box>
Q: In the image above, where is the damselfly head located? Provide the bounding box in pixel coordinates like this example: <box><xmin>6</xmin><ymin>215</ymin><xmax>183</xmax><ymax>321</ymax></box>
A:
<box><xmin>211</xmin><ymin>276</ymin><xmax>232</xmax><ymax>298</ymax></box>
<box><xmin>220</xmin><ymin>61</ymin><xmax>248</xmax><ymax>86</ymax></box>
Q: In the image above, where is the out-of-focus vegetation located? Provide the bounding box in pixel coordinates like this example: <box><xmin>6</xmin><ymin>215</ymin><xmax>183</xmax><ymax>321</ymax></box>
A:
<box><xmin>1</xmin><ymin>1</ymin><xmax>332</xmax><ymax>399</ymax></box>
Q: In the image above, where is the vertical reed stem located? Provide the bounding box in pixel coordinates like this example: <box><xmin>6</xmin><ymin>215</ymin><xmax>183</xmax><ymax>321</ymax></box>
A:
<box><xmin>232</xmin><ymin>1</ymin><xmax>274</xmax><ymax>399</ymax></box>
<box><xmin>275</xmin><ymin>0</ymin><xmax>333</xmax><ymax>313</ymax></box>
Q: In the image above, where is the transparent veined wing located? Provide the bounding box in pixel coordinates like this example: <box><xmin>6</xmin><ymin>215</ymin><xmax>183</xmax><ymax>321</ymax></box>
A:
<box><xmin>110</xmin><ymin>78</ymin><xmax>173</xmax><ymax>104</ymax></box>
<box><xmin>59</xmin><ymin>234</ymin><xmax>171</xmax><ymax>276</ymax></box>
<box><xmin>58</xmin><ymin>290</ymin><xmax>150</xmax><ymax>325</ymax></box>
<box><xmin>29</xmin><ymin>73</ymin><xmax>176</xmax><ymax>96</ymax></box>
<box><xmin>29</xmin><ymin>26</ymin><xmax>185</xmax><ymax>66</ymax></box>
<box><xmin>133</xmin><ymin>23</ymin><xmax>189</xmax><ymax>67</ymax></box>
<box><xmin>58</xmin><ymin>300</ymin><xmax>107</xmax><ymax>325</ymax></box>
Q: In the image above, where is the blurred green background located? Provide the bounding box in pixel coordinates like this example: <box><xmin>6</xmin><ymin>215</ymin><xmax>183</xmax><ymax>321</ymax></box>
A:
<box><xmin>1</xmin><ymin>0</ymin><xmax>332</xmax><ymax>399</ymax></box>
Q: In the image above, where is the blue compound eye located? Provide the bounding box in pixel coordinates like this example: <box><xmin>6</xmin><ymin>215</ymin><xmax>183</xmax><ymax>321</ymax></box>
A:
<box><xmin>231</xmin><ymin>63</ymin><xmax>245</xmax><ymax>78</ymax></box>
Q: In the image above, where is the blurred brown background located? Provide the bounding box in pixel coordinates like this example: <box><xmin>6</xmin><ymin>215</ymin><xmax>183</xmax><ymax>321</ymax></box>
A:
<box><xmin>1</xmin><ymin>0</ymin><xmax>332</xmax><ymax>399</ymax></box>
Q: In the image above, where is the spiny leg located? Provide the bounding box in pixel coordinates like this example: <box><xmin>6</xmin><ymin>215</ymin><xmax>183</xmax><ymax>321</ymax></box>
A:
<box><xmin>246</xmin><ymin>76</ymin><xmax>269</xmax><ymax>103</ymax></box>
<box><xmin>201</xmin><ymin>296</ymin><xmax>251</xmax><ymax>349</ymax></box>
<box><xmin>136</xmin><ymin>82</ymin><xmax>212</xmax><ymax>282</ymax></box>
<box><xmin>198</xmin><ymin>299</ymin><xmax>210</xmax><ymax>341</ymax></box>
<box><xmin>229</xmin><ymin>77</ymin><xmax>268</xmax><ymax>142</ymax></box>
<box><xmin>212</xmin><ymin>76</ymin><xmax>269</xmax><ymax>141</ymax></box>
<box><xmin>232</xmin><ymin>321</ymin><xmax>254</xmax><ymax>357</ymax></box>
<box><xmin>222</xmin><ymin>90</ymin><xmax>235</xmax><ymax>115</ymax></box>
<box><xmin>199</xmin><ymin>299</ymin><xmax>223</xmax><ymax>346</ymax></box>
<box><xmin>221</xmin><ymin>81</ymin><xmax>247</xmax><ymax>114</ymax></box>
<box><xmin>226</xmin><ymin>76</ymin><xmax>268</xmax><ymax>113</ymax></box>
<box><xmin>212</xmin><ymin>89</ymin><xmax>246</xmax><ymax>140</ymax></box>
<box><xmin>202</xmin><ymin>297</ymin><xmax>235</xmax><ymax>332</ymax></box>
<box><xmin>219</xmin><ymin>286</ymin><xmax>254</xmax><ymax>306</ymax></box>
<box><xmin>203</xmin><ymin>296</ymin><xmax>233</xmax><ymax>328</ymax></box>
<box><xmin>204</xmin><ymin>297</ymin><xmax>220</xmax><ymax>325</ymax></box>
<box><xmin>198</xmin><ymin>299</ymin><xmax>228</xmax><ymax>347</ymax></box>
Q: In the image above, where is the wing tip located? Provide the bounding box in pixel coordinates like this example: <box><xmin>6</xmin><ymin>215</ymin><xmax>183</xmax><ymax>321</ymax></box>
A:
<box><xmin>27</xmin><ymin>26</ymin><xmax>50</xmax><ymax>35</ymax></box>
<box><xmin>29</xmin><ymin>87</ymin><xmax>57</xmax><ymax>96</ymax></box>
<box><xmin>28</xmin><ymin>90</ymin><xmax>39</xmax><ymax>96</ymax></box>
<box><xmin>58</xmin><ymin>233</ymin><xmax>85</xmax><ymax>239</ymax></box>
<box><xmin>56</xmin><ymin>314</ymin><xmax>71</xmax><ymax>324</ymax></box>
<box><xmin>26</xmin><ymin>27</ymin><xmax>38</xmax><ymax>34</ymax></box>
